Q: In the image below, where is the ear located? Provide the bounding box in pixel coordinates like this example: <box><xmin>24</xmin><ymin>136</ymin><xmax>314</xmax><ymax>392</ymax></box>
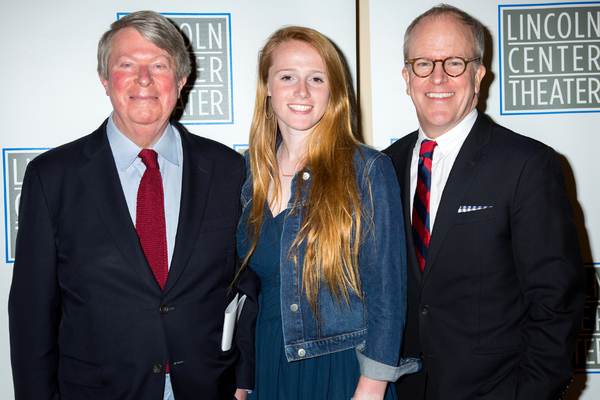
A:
<box><xmin>99</xmin><ymin>73</ymin><xmax>109</xmax><ymax>96</ymax></box>
<box><xmin>177</xmin><ymin>76</ymin><xmax>187</xmax><ymax>98</ymax></box>
<box><xmin>402</xmin><ymin>67</ymin><xmax>411</xmax><ymax>96</ymax></box>
<box><xmin>473</xmin><ymin>64</ymin><xmax>486</xmax><ymax>95</ymax></box>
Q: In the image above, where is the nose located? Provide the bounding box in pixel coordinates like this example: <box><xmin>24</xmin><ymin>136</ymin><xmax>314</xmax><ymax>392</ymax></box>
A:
<box><xmin>295</xmin><ymin>80</ymin><xmax>311</xmax><ymax>99</ymax></box>
<box><xmin>135</xmin><ymin>66</ymin><xmax>153</xmax><ymax>87</ymax></box>
<box><xmin>429</xmin><ymin>61</ymin><xmax>448</xmax><ymax>85</ymax></box>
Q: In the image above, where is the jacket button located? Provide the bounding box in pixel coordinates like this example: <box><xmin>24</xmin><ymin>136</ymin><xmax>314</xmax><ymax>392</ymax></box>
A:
<box><xmin>420</xmin><ymin>305</ymin><xmax>430</xmax><ymax>314</ymax></box>
<box><xmin>302</xmin><ymin>172</ymin><xmax>310</xmax><ymax>180</ymax></box>
<box><xmin>153</xmin><ymin>364</ymin><xmax>162</xmax><ymax>373</ymax></box>
<box><xmin>298</xmin><ymin>349</ymin><xmax>306</xmax><ymax>357</ymax></box>
<box><xmin>160</xmin><ymin>305</ymin><xmax>169</xmax><ymax>314</ymax></box>
<box><xmin>290</xmin><ymin>304</ymin><xmax>299</xmax><ymax>312</ymax></box>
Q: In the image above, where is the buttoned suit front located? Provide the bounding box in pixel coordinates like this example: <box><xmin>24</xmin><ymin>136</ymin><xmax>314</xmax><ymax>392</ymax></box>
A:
<box><xmin>383</xmin><ymin>110</ymin><xmax>586</xmax><ymax>400</ymax></box>
<box><xmin>9</xmin><ymin>119</ymin><xmax>259</xmax><ymax>400</ymax></box>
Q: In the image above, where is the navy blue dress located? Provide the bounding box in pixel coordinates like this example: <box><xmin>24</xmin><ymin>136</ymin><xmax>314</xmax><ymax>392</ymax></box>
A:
<box><xmin>238</xmin><ymin>208</ymin><xmax>398</xmax><ymax>400</ymax></box>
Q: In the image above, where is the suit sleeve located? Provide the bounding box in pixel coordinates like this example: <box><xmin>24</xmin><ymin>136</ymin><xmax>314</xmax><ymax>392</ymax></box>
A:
<box><xmin>8</xmin><ymin>161</ymin><xmax>61</xmax><ymax>400</ymax></box>
<box><xmin>511</xmin><ymin>146</ymin><xmax>586</xmax><ymax>399</ymax></box>
<box><xmin>232</xmin><ymin>157</ymin><xmax>260</xmax><ymax>390</ymax></box>
<box><xmin>232</xmin><ymin>264</ymin><xmax>260</xmax><ymax>390</ymax></box>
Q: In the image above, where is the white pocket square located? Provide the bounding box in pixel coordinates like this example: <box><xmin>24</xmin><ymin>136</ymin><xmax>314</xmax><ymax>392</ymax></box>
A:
<box><xmin>458</xmin><ymin>205</ymin><xmax>493</xmax><ymax>213</ymax></box>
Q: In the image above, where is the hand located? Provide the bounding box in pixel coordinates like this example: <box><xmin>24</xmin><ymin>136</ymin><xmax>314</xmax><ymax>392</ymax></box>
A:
<box><xmin>234</xmin><ymin>389</ymin><xmax>248</xmax><ymax>400</ymax></box>
<box><xmin>352</xmin><ymin>375</ymin><xmax>388</xmax><ymax>400</ymax></box>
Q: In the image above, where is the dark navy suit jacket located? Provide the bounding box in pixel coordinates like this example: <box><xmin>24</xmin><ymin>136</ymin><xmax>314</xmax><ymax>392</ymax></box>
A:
<box><xmin>384</xmin><ymin>110</ymin><xmax>585</xmax><ymax>400</ymax></box>
<box><xmin>9</xmin><ymin>119</ymin><xmax>259</xmax><ymax>400</ymax></box>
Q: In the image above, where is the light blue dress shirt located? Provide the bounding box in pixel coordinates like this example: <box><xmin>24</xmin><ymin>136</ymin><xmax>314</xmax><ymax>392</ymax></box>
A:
<box><xmin>106</xmin><ymin>115</ymin><xmax>183</xmax><ymax>267</ymax></box>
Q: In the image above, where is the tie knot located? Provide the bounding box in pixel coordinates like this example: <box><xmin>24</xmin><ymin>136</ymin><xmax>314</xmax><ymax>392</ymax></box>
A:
<box><xmin>139</xmin><ymin>149</ymin><xmax>159</xmax><ymax>169</ymax></box>
<box><xmin>419</xmin><ymin>140</ymin><xmax>438</xmax><ymax>158</ymax></box>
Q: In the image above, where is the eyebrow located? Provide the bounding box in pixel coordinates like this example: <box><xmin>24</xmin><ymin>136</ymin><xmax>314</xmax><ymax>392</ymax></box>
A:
<box><xmin>115</xmin><ymin>54</ymin><xmax>172</xmax><ymax>62</ymax></box>
<box><xmin>274</xmin><ymin>67</ymin><xmax>326</xmax><ymax>74</ymax></box>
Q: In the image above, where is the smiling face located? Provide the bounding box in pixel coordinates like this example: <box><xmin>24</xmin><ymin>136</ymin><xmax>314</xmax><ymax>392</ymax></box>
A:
<box><xmin>403</xmin><ymin>15</ymin><xmax>486</xmax><ymax>139</ymax></box>
<box><xmin>267</xmin><ymin>40</ymin><xmax>330</xmax><ymax>139</ymax></box>
<box><xmin>99</xmin><ymin>27</ymin><xmax>187</xmax><ymax>148</ymax></box>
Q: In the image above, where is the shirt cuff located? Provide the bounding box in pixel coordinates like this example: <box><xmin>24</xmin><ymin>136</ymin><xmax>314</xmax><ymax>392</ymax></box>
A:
<box><xmin>355</xmin><ymin>346</ymin><xmax>422</xmax><ymax>382</ymax></box>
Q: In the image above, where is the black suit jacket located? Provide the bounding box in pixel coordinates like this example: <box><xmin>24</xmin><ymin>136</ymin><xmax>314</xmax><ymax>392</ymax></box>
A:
<box><xmin>383</xmin><ymin>110</ymin><xmax>586</xmax><ymax>400</ymax></box>
<box><xmin>8</xmin><ymin>119</ymin><xmax>259</xmax><ymax>400</ymax></box>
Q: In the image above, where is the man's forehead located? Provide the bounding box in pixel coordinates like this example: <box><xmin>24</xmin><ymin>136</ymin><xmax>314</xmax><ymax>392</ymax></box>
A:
<box><xmin>418</xmin><ymin>13</ymin><xmax>464</xmax><ymax>28</ymax></box>
<box><xmin>110</xmin><ymin>28</ymin><xmax>173</xmax><ymax>60</ymax></box>
<box><xmin>408</xmin><ymin>15</ymin><xmax>472</xmax><ymax>54</ymax></box>
<box><xmin>413</xmin><ymin>14</ymin><xmax>467</xmax><ymax>37</ymax></box>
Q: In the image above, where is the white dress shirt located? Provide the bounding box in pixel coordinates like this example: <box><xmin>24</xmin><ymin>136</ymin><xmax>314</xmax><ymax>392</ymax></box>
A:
<box><xmin>409</xmin><ymin>108</ymin><xmax>478</xmax><ymax>233</ymax></box>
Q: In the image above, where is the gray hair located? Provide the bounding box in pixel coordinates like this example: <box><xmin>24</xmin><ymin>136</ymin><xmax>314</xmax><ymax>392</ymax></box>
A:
<box><xmin>404</xmin><ymin>4</ymin><xmax>485</xmax><ymax>65</ymax></box>
<box><xmin>97</xmin><ymin>10</ymin><xmax>192</xmax><ymax>83</ymax></box>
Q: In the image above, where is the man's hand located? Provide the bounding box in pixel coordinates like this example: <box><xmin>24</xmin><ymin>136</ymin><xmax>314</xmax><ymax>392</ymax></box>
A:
<box><xmin>234</xmin><ymin>388</ymin><xmax>248</xmax><ymax>400</ymax></box>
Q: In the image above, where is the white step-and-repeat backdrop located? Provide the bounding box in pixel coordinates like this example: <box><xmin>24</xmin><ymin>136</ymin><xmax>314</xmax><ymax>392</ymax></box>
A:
<box><xmin>1</xmin><ymin>0</ymin><xmax>598</xmax><ymax>398</ymax></box>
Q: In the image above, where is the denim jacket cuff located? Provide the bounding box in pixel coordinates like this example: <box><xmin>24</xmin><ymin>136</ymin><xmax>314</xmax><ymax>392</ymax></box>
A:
<box><xmin>355</xmin><ymin>347</ymin><xmax>422</xmax><ymax>382</ymax></box>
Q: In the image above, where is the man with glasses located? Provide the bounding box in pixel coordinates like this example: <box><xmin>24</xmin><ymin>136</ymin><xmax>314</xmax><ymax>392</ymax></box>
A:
<box><xmin>384</xmin><ymin>4</ymin><xmax>585</xmax><ymax>399</ymax></box>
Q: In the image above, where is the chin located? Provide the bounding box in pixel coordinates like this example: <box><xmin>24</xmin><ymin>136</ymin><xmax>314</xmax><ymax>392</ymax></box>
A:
<box><xmin>130</xmin><ymin>113</ymin><xmax>164</xmax><ymax>125</ymax></box>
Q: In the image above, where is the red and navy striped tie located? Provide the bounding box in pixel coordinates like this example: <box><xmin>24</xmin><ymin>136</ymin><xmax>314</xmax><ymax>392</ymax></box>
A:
<box><xmin>412</xmin><ymin>139</ymin><xmax>437</xmax><ymax>271</ymax></box>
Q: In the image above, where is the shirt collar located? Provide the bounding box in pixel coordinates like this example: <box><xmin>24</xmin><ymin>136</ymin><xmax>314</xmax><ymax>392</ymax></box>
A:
<box><xmin>417</xmin><ymin>108</ymin><xmax>478</xmax><ymax>156</ymax></box>
<box><xmin>106</xmin><ymin>114</ymin><xmax>180</xmax><ymax>171</ymax></box>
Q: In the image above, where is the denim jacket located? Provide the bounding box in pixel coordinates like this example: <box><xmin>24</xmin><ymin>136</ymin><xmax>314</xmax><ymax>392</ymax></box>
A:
<box><xmin>238</xmin><ymin>144</ymin><xmax>421</xmax><ymax>381</ymax></box>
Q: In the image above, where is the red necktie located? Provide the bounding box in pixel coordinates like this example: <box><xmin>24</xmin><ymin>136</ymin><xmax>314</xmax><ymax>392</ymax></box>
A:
<box><xmin>136</xmin><ymin>149</ymin><xmax>168</xmax><ymax>289</ymax></box>
<box><xmin>412</xmin><ymin>140</ymin><xmax>437</xmax><ymax>271</ymax></box>
<box><xmin>136</xmin><ymin>149</ymin><xmax>170</xmax><ymax>374</ymax></box>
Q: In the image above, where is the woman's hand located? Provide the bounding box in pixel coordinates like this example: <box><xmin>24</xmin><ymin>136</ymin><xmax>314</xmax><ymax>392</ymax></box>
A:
<box><xmin>352</xmin><ymin>375</ymin><xmax>389</xmax><ymax>400</ymax></box>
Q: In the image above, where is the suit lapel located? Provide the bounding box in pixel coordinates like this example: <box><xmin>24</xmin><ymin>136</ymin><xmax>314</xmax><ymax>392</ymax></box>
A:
<box><xmin>77</xmin><ymin>121</ymin><xmax>160</xmax><ymax>292</ymax></box>
<box><xmin>163</xmin><ymin>126</ymin><xmax>214</xmax><ymax>295</ymax></box>
<box><xmin>421</xmin><ymin>111</ymin><xmax>492</xmax><ymax>284</ymax></box>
